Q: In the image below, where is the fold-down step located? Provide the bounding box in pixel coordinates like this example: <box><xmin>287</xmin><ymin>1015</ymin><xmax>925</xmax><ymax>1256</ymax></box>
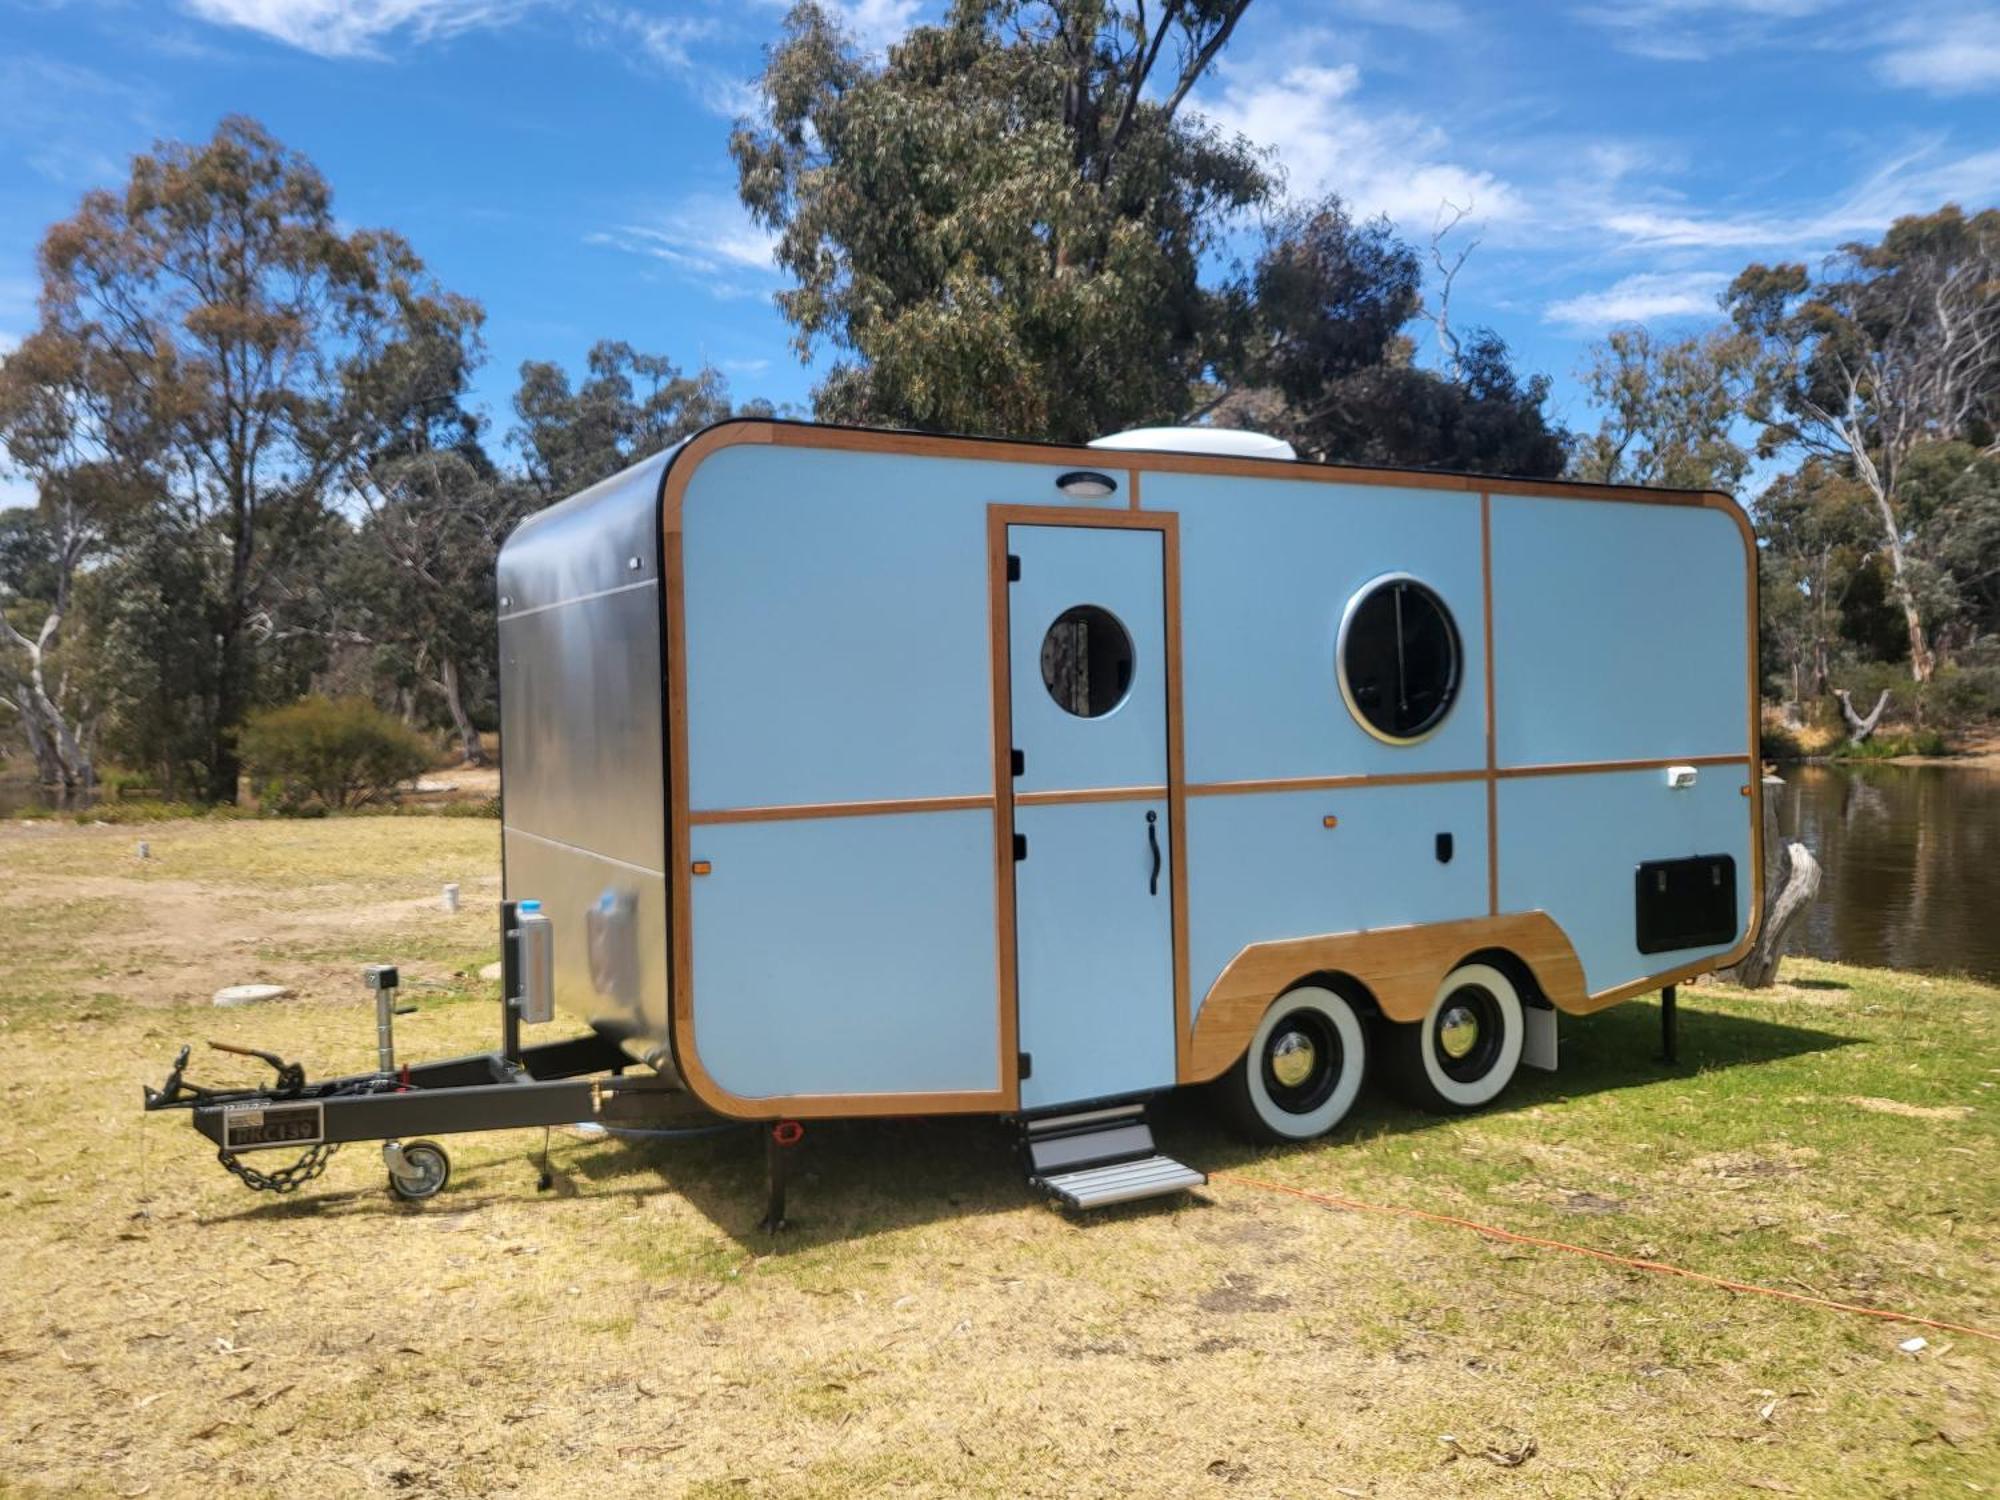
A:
<box><xmin>1021</xmin><ymin>1103</ymin><xmax>1206</xmax><ymax>1210</ymax></box>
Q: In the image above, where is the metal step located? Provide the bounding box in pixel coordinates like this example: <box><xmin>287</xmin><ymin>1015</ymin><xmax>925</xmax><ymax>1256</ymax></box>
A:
<box><xmin>1020</xmin><ymin>1102</ymin><xmax>1206</xmax><ymax>1211</ymax></box>
<box><xmin>1040</xmin><ymin>1154</ymin><xmax>1208</xmax><ymax>1209</ymax></box>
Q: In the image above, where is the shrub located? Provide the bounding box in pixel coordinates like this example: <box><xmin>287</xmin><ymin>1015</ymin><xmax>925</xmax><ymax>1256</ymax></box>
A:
<box><xmin>1758</xmin><ymin>719</ymin><xmax>1808</xmax><ymax>762</ymax></box>
<box><xmin>1833</xmin><ymin>728</ymin><xmax>1951</xmax><ymax>761</ymax></box>
<box><xmin>239</xmin><ymin>697</ymin><xmax>433</xmax><ymax>813</ymax></box>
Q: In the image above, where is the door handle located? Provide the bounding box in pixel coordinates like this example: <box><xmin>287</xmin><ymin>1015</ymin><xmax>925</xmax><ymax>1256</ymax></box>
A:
<box><xmin>1146</xmin><ymin>809</ymin><xmax>1161</xmax><ymax>896</ymax></box>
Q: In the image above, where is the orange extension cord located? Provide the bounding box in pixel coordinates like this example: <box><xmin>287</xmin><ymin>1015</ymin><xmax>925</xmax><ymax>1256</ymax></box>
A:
<box><xmin>1211</xmin><ymin>1171</ymin><xmax>2000</xmax><ymax>1347</ymax></box>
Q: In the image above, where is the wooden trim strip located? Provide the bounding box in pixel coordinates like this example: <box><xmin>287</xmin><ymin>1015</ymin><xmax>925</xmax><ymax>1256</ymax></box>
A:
<box><xmin>1480</xmin><ymin>491</ymin><xmax>1499</xmax><ymax>917</ymax></box>
<box><xmin>1186</xmin><ymin>769</ymin><xmax>1487</xmax><ymax>798</ymax></box>
<box><xmin>1495</xmin><ymin>753</ymin><xmax>1751</xmax><ymax>781</ymax></box>
<box><xmin>688</xmin><ymin>794</ymin><xmax>992</xmax><ymax>825</ymax></box>
<box><xmin>982</xmin><ymin>503</ymin><xmax>1179</xmax><ymax>532</ymax></box>
<box><xmin>987</xmin><ymin>506</ymin><xmax>1021</xmax><ymax>1108</ymax></box>
<box><xmin>683</xmin><ymin>755</ymin><xmax>1759</xmax><ymax>827</ymax></box>
<box><xmin>746</xmin><ymin>418</ymin><xmax>1736</xmax><ymax>508</ymax></box>
<box><xmin>1163</xmin><ymin>517</ymin><xmax>1192</xmax><ymax>1085</ymax></box>
<box><xmin>1014</xmin><ymin>785</ymin><xmax>1166</xmax><ymax>807</ymax></box>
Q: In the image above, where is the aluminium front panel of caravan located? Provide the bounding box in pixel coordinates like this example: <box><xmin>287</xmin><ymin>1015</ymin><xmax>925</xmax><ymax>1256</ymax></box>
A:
<box><xmin>497</xmin><ymin>451</ymin><xmax>675</xmax><ymax>1063</ymax></box>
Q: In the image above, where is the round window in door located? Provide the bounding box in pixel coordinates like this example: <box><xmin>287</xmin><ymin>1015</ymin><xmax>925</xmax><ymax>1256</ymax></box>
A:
<box><xmin>1040</xmin><ymin>604</ymin><xmax>1135</xmax><ymax>718</ymax></box>
<box><xmin>1337</xmin><ymin>574</ymin><xmax>1463</xmax><ymax>744</ymax></box>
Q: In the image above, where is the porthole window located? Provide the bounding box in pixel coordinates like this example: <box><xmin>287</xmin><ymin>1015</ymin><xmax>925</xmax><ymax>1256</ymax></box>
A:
<box><xmin>1041</xmin><ymin>604</ymin><xmax>1134</xmax><ymax>718</ymax></box>
<box><xmin>1337</xmin><ymin>574</ymin><xmax>1462</xmax><ymax>744</ymax></box>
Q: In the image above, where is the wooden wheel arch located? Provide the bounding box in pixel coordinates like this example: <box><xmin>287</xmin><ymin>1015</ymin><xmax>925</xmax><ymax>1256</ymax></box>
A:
<box><xmin>1184</xmin><ymin>911</ymin><xmax>1598</xmax><ymax>1083</ymax></box>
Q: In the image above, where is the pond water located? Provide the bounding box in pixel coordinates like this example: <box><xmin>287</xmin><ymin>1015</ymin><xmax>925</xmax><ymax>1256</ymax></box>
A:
<box><xmin>1775</xmin><ymin>762</ymin><xmax>2000</xmax><ymax>983</ymax></box>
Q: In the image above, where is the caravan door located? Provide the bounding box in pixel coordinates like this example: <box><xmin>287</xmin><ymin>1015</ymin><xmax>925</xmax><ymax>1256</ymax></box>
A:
<box><xmin>1005</xmin><ymin>521</ymin><xmax>1176</xmax><ymax>1110</ymax></box>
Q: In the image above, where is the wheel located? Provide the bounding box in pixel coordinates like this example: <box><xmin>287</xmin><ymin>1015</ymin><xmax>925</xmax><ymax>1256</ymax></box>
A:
<box><xmin>1382</xmin><ymin>962</ymin><xmax>1524</xmax><ymax>1113</ymax></box>
<box><xmin>1218</xmin><ymin>985</ymin><xmax>1368</xmax><ymax>1142</ymax></box>
<box><xmin>386</xmin><ymin>1140</ymin><xmax>451</xmax><ymax>1201</ymax></box>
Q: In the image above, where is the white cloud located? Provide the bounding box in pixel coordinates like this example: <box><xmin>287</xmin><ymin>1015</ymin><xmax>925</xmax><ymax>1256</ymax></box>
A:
<box><xmin>181</xmin><ymin>0</ymin><xmax>534</xmax><ymax>59</ymax></box>
<box><xmin>829</xmin><ymin>0</ymin><xmax>922</xmax><ymax>52</ymax></box>
<box><xmin>1876</xmin><ymin>10</ymin><xmax>2000</xmax><ymax>94</ymax></box>
<box><xmin>0</xmin><ymin>55</ymin><xmax>159</xmax><ymax>186</ymax></box>
<box><xmin>589</xmin><ymin>7</ymin><xmax>764</xmax><ymax>117</ymax></box>
<box><xmin>1599</xmin><ymin>142</ymin><xmax>2000</xmax><ymax>249</ymax></box>
<box><xmin>1200</xmin><ymin>59</ymin><xmax>1525</xmax><ymax>231</ymax></box>
<box><xmin>1544</xmin><ymin>270</ymin><xmax>1731</xmax><ymax>328</ymax></box>
<box><xmin>1320</xmin><ymin>0</ymin><xmax>1470</xmax><ymax>35</ymax></box>
<box><xmin>1573</xmin><ymin>0</ymin><xmax>1834</xmax><ymax>63</ymax></box>
<box><xmin>587</xmin><ymin>194</ymin><xmax>779</xmax><ymax>296</ymax></box>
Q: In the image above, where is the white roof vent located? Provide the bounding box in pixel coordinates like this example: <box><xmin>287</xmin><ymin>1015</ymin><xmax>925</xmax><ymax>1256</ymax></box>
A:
<box><xmin>1088</xmin><ymin>426</ymin><xmax>1296</xmax><ymax>461</ymax></box>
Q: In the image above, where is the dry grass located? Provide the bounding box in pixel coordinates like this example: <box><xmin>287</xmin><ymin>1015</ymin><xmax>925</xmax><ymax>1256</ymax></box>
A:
<box><xmin>0</xmin><ymin>817</ymin><xmax>1995</xmax><ymax>1499</ymax></box>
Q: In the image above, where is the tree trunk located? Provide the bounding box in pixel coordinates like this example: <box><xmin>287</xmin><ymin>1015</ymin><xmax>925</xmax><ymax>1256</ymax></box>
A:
<box><xmin>436</xmin><ymin>655</ymin><xmax>487</xmax><ymax>767</ymax></box>
<box><xmin>2</xmin><ymin>610</ymin><xmax>95</xmax><ymax>797</ymax></box>
<box><xmin>1856</xmin><ymin>462</ymin><xmax>1934</xmax><ymax>682</ymax></box>
<box><xmin>208</xmin><ymin>615</ymin><xmax>246</xmax><ymax>805</ymax></box>
<box><xmin>1720</xmin><ymin>775</ymin><xmax>1823</xmax><ymax>988</ymax></box>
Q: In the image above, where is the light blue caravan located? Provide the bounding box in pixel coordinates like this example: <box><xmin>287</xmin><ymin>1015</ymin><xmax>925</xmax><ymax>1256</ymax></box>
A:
<box><xmin>495</xmin><ymin>418</ymin><xmax>1762</xmax><ymax>1209</ymax></box>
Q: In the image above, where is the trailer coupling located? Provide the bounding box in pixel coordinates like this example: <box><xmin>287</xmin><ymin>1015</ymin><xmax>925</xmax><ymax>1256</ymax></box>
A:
<box><xmin>143</xmin><ymin>961</ymin><xmax>682</xmax><ymax>1200</ymax></box>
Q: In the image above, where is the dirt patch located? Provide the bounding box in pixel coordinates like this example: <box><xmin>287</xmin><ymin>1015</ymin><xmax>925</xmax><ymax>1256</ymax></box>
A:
<box><xmin>1556</xmin><ymin>1190</ymin><xmax>1626</xmax><ymax>1216</ymax></box>
<box><xmin>1841</xmin><ymin>1095</ymin><xmax>1975</xmax><ymax>1121</ymax></box>
<box><xmin>1196</xmin><ymin>1274</ymin><xmax>1291</xmax><ymax>1314</ymax></box>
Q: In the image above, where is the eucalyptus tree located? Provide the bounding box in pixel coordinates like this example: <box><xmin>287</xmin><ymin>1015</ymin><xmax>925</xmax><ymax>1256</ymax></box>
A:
<box><xmin>26</xmin><ymin>115</ymin><xmax>482</xmax><ymax>799</ymax></box>
<box><xmin>0</xmin><ymin>327</ymin><xmax>156</xmax><ymax>797</ymax></box>
<box><xmin>733</xmin><ymin>0</ymin><xmax>1268</xmax><ymax>440</ymax></box>
<box><xmin>1214</xmin><ymin>196</ymin><xmax>1569</xmax><ymax>476</ymax></box>
<box><xmin>1570</xmin><ymin>326</ymin><xmax>1755</xmax><ymax>492</ymax></box>
<box><xmin>1729</xmin><ymin>206</ymin><xmax>2000</xmax><ymax>682</ymax></box>
<box><xmin>511</xmin><ymin>340</ymin><xmax>735</xmax><ymax>498</ymax></box>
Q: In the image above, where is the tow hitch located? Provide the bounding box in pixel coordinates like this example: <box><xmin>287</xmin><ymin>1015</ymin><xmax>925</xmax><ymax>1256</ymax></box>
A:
<box><xmin>142</xmin><ymin>903</ymin><xmax>698</xmax><ymax>1201</ymax></box>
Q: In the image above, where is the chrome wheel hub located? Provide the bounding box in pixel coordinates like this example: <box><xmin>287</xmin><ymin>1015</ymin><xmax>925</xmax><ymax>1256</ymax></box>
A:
<box><xmin>1437</xmin><ymin>1003</ymin><xmax>1481</xmax><ymax>1060</ymax></box>
<box><xmin>1268</xmin><ymin>1029</ymin><xmax>1318</xmax><ymax>1089</ymax></box>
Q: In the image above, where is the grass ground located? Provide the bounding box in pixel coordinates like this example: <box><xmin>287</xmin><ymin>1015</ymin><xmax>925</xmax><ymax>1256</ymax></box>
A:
<box><xmin>0</xmin><ymin>816</ymin><xmax>1993</xmax><ymax>1499</ymax></box>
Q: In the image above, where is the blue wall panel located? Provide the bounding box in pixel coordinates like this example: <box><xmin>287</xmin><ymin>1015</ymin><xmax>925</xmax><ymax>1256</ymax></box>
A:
<box><xmin>1497</xmin><ymin>767</ymin><xmax>1754</xmax><ymax>995</ymax></box>
<box><xmin>681</xmin><ymin>445</ymin><xmax>1104</xmax><ymax>811</ymax></box>
<box><xmin>1187</xmin><ymin>780</ymin><xmax>1489</xmax><ymax>1018</ymax></box>
<box><xmin>1147</xmin><ymin>471</ymin><xmax>1486</xmax><ymax>783</ymax></box>
<box><xmin>1014</xmin><ymin>799</ymin><xmax>1177</xmax><ymax>1107</ymax></box>
<box><xmin>1491</xmin><ymin>495</ymin><xmax>1750</xmax><ymax>766</ymax></box>
<box><xmin>689</xmin><ymin>809</ymin><xmax>1000</xmax><ymax>1098</ymax></box>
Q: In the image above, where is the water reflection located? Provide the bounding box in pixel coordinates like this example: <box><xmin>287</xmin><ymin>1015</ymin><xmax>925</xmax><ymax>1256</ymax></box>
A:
<box><xmin>1778</xmin><ymin>763</ymin><xmax>2000</xmax><ymax>982</ymax></box>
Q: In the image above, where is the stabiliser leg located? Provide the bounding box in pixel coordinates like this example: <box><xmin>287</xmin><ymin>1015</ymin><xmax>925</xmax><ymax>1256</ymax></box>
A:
<box><xmin>1658</xmin><ymin>984</ymin><xmax>1679</xmax><ymax>1066</ymax></box>
<box><xmin>761</xmin><ymin>1120</ymin><xmax>804</xmax><ymax>1232</ymax></box>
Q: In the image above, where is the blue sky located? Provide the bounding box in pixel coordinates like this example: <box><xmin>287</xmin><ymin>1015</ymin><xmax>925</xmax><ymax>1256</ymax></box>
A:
<box><xmin>1</xmin><ymin>0</ymin><xmax>1996</xmax><ymax>507</ymax></box>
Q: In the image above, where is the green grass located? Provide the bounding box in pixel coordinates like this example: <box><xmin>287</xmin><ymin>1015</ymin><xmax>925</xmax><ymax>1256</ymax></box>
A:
<box><xmin>0</xmin><ymin>815</ymin><xmax>1993</xmax><ymax>1499</ymax></box>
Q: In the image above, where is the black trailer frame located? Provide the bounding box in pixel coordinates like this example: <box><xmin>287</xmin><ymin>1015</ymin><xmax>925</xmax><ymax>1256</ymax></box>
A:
<box><xmin>139</xmin><ymin>901</ymin><xmax>801</xmax><ymax>1210</ymax></box>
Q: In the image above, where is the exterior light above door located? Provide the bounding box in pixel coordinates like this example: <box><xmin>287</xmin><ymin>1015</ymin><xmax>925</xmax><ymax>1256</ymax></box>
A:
<box><xmin>1055</xmin><ymin>470</ymin><xmax>1118</xmax><ymax>500</ymax></box>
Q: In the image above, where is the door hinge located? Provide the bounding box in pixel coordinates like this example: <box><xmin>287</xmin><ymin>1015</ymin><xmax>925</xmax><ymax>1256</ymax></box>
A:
<box><xmin>1012</xmin><ymin>833</ymin><xmax>1028</xmax><ymax>861</ymax></box>
<box><xmin>1017</xmin><ymin>1051</ymin><xmax>1032</xmax><ymax>1080</ymax></box>
<box><xmin>1010</xmin><ymin>748</ymin><xmax>1024</xmax><ymax>777</ymax></box>
<box><xmin>1006</xmin><ymin>554</ymin><xmax>1020</xmax><ymax>582</ymax></box>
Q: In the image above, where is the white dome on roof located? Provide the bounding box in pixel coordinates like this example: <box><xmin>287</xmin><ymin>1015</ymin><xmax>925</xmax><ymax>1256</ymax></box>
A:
<box><xmin>1088</xmin><ymin>426</ymin><xmax>1296</xmax><ymax>460</ymax></box>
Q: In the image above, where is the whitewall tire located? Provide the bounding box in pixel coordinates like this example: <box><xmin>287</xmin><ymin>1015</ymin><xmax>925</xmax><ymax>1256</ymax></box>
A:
<box><xmin>1219</xmin><ymin>985</ymin><xmax>1368</xmax><ymax>1143</ymax></box>
<box><xmin>1384</xmin><ymin>962</ymin><xmax>1524</xmax><ymax>1113</ymax></box>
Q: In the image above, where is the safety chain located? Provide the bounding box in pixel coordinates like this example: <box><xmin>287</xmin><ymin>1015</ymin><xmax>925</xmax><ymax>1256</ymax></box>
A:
<box><xmin>217</xmin><ymin>1142</ymin><xmax>342</xmax><ymax>1194</ymax></box>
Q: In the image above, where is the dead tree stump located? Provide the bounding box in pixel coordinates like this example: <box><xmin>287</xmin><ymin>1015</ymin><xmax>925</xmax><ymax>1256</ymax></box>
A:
<box><xmin>1833</xmin><ymin>687</ymin><xmax>1890</xmax><ymax>743</ymax></box>
<box><xmin>1721</xmin><ymin>773</ymin><xmax>1822</xmax><ymax>988</ymax></box>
